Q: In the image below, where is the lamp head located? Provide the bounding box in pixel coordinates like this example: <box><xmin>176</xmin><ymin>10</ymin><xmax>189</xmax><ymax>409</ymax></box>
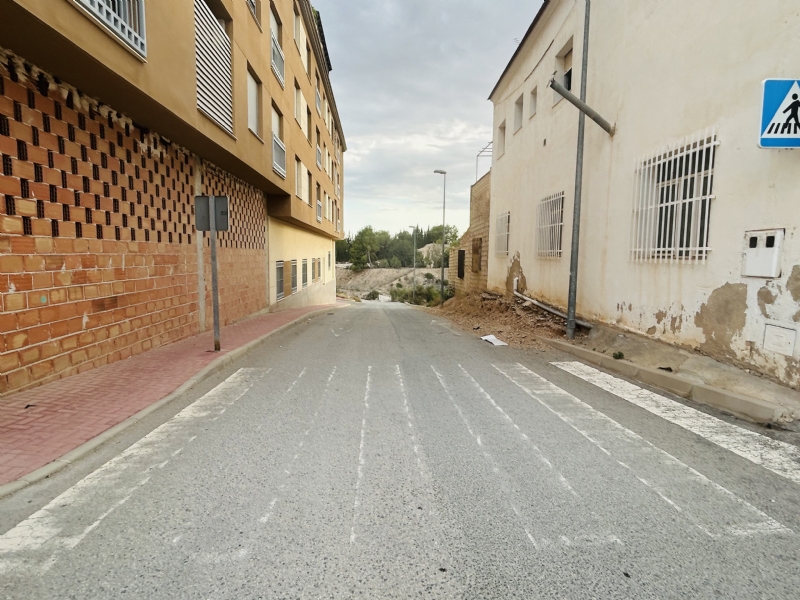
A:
<box><xmin>434</xmin><ymin>170</ymin><xmax>447</xmax><ymax>175</ymax></box>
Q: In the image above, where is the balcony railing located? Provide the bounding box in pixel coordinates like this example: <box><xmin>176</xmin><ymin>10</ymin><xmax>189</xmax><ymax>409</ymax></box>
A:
<box><xmin>75</xmin><ymin>0</ymin><xmax>147</xmax><ymax>57</ymax></box>
<box><xmin>271</xmin><ymin>32</ymin><xmax>285</xmax><ymax>87</ymax></box>
<box><xmin>273</xmin><ymin>134</ymin><xmax>286</xmax><ymax>178</ymax></box>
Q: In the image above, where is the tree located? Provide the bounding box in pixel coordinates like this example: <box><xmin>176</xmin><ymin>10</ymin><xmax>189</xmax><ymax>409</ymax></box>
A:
<box><xmin>349</xmin><ymin>226</ymin><xmax>380</xmax><ymax>270</ymax></box>
<box><xmin>335</xmin><ymin>236</ymin><xmax>352</xmax><ymax>263</ymax></box>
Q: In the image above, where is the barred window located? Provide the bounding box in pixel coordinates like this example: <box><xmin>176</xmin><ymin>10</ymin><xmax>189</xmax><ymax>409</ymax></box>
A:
<box><xmin>276</xmin><ymin>261</ymin><xmax>285</xmax><ymax>301</ymax></box>
<box><xmin>495</xmin><ymin>211</ymin><xmax>510</xmax><ymax>255</ymax></box>
<box><xmin>631</xmin><ymin>129</ymin><xmax>717</xmax><ymax>262</ymax></box>
<box><xmin>302</xmin><ymin>258</ymin><xmax>308</xmax><ymax>288</ymax></box>
<box><xmin>291</xmin><ymin>259</ymin><xmax>298</xmax><ymax>294</ymax></box>
<box><xmin>536</xmin><ymin>192</ymin><xmax>564</xmax><ymax>258</ymax></box>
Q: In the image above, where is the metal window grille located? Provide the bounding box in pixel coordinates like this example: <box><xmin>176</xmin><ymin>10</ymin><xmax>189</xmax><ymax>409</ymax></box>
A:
<box><xmin>271</xmin><ymin>32</ymin><xmax>285</xmax><ymax>87</ymax></box>
<box><xmin>291</xmin><ymin>260</ymin><xmax>298</xmax><ymax>294</ymax></box>
<box><xmin>302</xmin><ymin>259</ymin><xmax>308</xmax><ymax>288</ymax></box>
<box><xmin>495</xmin><ymin>211</ymin><xmax>510</xmax><ymax>255</ymax></box>
<box><xmin>74</xmin><ymin>0</ymin><xmax>147</xmax><ymax>57</ymax></box>
<box><xmin>195</xmin><ymin>0</ymin><xmax>233</xmax><ymax>134</ymax></box>
<box><xmin>276</xmin><ymin>261</ymin><xmax>284</xmax><ymax>300</ymax></box>
<box><xmin>630</xmin><ymin>128</ymin><xmax>717</xmax><ymax>263</ymax></box>
<box><xmin>536</xmin><ymin>192</ymin><xmax>564</xmax><ymax>258</ymax></box>
<box><xmin>272</xmin><ymin>134</ymin><xmax>286</xmax><ymax>178</ymax></box>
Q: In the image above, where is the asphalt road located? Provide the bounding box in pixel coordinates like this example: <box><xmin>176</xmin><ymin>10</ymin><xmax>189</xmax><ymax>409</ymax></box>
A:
<box><xmin>2</xmin><ymin>302</ymin><xmax>800</xmax><ymax>599</ymax></box>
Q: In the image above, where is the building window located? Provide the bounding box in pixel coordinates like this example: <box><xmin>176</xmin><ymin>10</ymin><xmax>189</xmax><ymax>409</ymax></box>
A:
<box><xmin>530</xmin><ymin>88</ymin><xmax>538</xmax><ymax>118</ymax></box>
<box><xmin>563</xmin><ymin>50</ymin><xmax>573</xmax><ymax>92</ymax></box>
<box><xmin>291</xmin><ymin>259</ymin><xmax>298</xmax><ymax>293</ymax></box>
<box><xmin>307</xmin><ymin>172</ymin><xmax>313</xmax><ymax>205</ymax></box>
<box><xmin>247</xmin><ymin>67</ymin><xmax>262</xmax><ymax>136</ymax></box>
<box><xmin>295</xmin><ymin>82</ymin><xmax>303</xmax><ymax>122</ymax></box>
<box><xmin>536</xmin><ymin>192</ymin><xmax>565</xmax><ymax>258</ymax></box>
<box><xmin>276</xmin><ymin>261</ymin><xmax>285</xmax><ymax>300</ymax></box>
<box><xmin>195</xmin><ymin>0</ymin><xmax>233</xmax><ymax>134</ymax></box>
<box><xmin>246</xmin><ymin>0</ymin><xmax>260</xmax><ymax>23</ymax></box>
<box><xmin>270</xmin><ymin>7</ymin><xmax>285</xmax><ymax>87</ymax></box>
<box><xmin>514</xmin><ymin>95</ymin><xmax>524</xmax><ymax>132</ymax></box>
<box><xmin>457</xmin><ymin>250</ymin><xmax>466</xmax><ymax>279</ymax></box>
<box><xmin>497</xmin><ymin>121</ymin><xmax>506</xmax><ymax>156</ymax></box>
<box><xmin>316</xmin><ymin>184</ymin><xmax>322</xmax><ymax>222</ymax></box>
<box><xmin>295</xmin><ymin>158</ymin><xmax>304</xmax><ymax>198</ymax></box>
<box><xmin>74</xmin><ymin>0</ymin><xmax>147</xmax><ymax>57</ymax></box>
<box><xmin>631</xmin><ymin>129</ymin><xmax>718</xmax><ymax>262</ymax></box>
<box><xmin>496</xmin><ymin>211</ymin><xmax>510</xmax><ymax>255</ymax></box>
<box><xmin>315</xmin><ymin>76</ymin><xmax>322</xmax><ymax>114</ymax></box>
<box><xmin>328</xmin><ymin>251</ymin><xmax>331</xmax><ymax>270</ymax></box>
<box><xmin>302</xmin><ymin>259</ymin><xmax>308</xmax><ymax>288</ymax></box>
<box><xmin>306</xmin><ymin>107</ymin><xmax>313</xmax><ymax>140</ymax></box>
<box><xmin>272</xmin><ymin>106</ymin><xmax>286</xmax><ymax>178</ymax></box>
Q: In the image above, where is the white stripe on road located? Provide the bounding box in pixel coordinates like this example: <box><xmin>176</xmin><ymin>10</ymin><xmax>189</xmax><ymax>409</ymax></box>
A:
<box><xmin>0</xmin><ymin>368</ymin><xmax>267</xmax><ymax>565</ymax></box>
<box><xmin>457</xmin><ymin>364</ymin><xmax>577</xmax><ymax>497</ymax></box>
<box><xmin>350</xmin><ymin>366</ymin><xmax>371</xmax><ymax>544</ymax></box>
<box><xmin>553</xmin><ymin>361</ymin><xmax>800</xmax><ymax>486</ymax></box>
<box><xmin>258</xmin><ymin>365</ymin><xmax>337</xmax><ymax>524</ymax></box>
<box><xmin>495</xmin><ymin>363</ymin><xmax>791</xmax><ymax>539</ymax></box>
<box><xmin>395</xmin><ymin>366</ymin><xmax>430</xmax><ymax>488</ymax></box>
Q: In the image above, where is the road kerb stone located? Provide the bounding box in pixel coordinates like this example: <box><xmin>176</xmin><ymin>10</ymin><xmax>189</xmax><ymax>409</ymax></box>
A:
<box><xmin>542</xmin><ymin>337</ymin><xmax>788</xmax><ymax>425</ymax></box>
<box><xmin>0</xmin><ymin>305</ymin><xmax>347</xmax><ymax>499</ymax></box>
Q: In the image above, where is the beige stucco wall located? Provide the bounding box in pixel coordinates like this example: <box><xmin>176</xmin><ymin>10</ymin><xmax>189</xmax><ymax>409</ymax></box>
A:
<box><xmin>452</xmin><ymin>171</ymin><xmax>490</xmax><ymax>295</ymax></box>
<box><xmin>268</xmin><ymin>218</ymin><xmax>336</xmax><ymax>309</ymax></box>
<box><xmin>488</xmin><ymin>0</ymin><xmax>800</xmax><ymax>386</ymax></box>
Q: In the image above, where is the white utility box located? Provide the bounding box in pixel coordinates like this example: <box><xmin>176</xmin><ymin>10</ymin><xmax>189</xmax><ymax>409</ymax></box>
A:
<box><xmin>763</xmin><ymin>324</ymin><xmax>797</xmax><ymax>357</ymax></box>
<box><xmin>742</xmin><ymin>229</ymin><xmax>784</xmax><ymax>278</ymax></box>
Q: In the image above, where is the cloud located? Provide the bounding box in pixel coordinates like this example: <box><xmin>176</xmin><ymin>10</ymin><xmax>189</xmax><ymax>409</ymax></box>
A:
<box><xmin>313</xmin><ymin>0</ymin><xmax>543</xmax><ymax>237</ymax></box>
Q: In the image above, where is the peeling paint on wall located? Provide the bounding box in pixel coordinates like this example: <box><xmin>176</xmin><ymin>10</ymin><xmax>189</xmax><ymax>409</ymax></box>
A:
<box><xmin>788</xmin><ymin>265</ymin><xmax>800</xmax><ymax>303</ymax></box>
<box><xmin>694</xmin><ymin>283</ymin><xmax>748</xmax><ymax>360</ymax></box>
<box><xmin>506</xmin><ymin>252</ymin><xmax>527</xmax><ymax>295</ymax></box>
<box><xmin>757</xmin><ymin>287</ymin><xmax>777</xmax><ymax>318</ymax></box>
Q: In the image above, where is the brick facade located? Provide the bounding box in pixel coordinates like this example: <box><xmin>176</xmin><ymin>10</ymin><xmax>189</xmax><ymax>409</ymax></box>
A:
<box><xmin>450</xmin><ymin>171</ymin><xmax>490</xmax><ymax>295</ymax></box>
<box><xmin>0</xmin><ymin>48</ymin><xmax>269</xmax><ymax>394</ymax></box>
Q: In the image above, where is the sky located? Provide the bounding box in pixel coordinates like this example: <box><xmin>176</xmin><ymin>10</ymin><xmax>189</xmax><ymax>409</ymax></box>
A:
<box><xmin>313</xmin><ymin>0</ymin><xmax>544</xmax><ymax>239</ymax></box>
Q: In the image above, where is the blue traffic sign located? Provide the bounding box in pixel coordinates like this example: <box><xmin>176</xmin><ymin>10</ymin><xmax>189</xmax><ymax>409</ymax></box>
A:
<box><xmin>760</xmin><ymin>79</ymin><xmax>800</xmax><ymax>148</ymax></box>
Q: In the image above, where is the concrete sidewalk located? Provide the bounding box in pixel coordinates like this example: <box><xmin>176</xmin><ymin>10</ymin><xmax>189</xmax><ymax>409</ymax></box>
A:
<box><xmin>0</xmin><ymin>304</ymin><xmax>343</xmax><ymax>491</ymax></box>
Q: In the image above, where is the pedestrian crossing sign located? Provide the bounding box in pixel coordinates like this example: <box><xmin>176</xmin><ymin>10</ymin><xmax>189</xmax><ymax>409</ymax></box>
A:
<box><xmin>760</xmin><ymin>79</ymin><xmax>800</xmax><ymax>148</ymax></box>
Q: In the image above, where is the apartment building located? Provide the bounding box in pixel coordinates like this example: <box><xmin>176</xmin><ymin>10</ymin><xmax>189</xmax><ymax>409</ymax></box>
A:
<box><xmin>487</xmin><ymin>0</ymin><xmax>800</xmax><ymax>387</ymax></box>
<box><xmin>0</xmin><ymin>0</ymin><xmax>345</xmax><ymax>394</ymax></box>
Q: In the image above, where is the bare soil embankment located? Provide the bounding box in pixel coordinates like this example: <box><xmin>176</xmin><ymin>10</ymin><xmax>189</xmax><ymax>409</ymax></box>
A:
<box><xmin>336</xmin><ymin>267</ymin><xmax>441</xmax><ymax>299</ymax></box>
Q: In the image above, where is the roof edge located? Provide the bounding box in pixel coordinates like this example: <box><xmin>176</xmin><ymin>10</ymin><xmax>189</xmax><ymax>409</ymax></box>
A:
<box><xmin>488</xmin><ymin>0</ymin><xmax>551</xmax><ymax>101</ymax></box>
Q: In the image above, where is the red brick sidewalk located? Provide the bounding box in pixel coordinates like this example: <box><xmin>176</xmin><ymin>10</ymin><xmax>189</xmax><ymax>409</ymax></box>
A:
<box><xmin>0</xmin><ymin>304</ymin><xmax>338</xmax><ymax>486</ymax></box>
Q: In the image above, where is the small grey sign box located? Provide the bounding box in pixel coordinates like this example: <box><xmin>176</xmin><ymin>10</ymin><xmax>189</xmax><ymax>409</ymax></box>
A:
<box><xmin>195</xmin><ymin>196</ymin><xmax>230</xmax><ymax>232</ymax></box>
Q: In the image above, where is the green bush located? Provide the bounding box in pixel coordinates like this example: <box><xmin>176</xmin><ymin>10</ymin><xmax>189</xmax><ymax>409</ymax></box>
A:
<box><xmin>396</xmin><ymin>282</ymin><xmax>403</xmax><ymax>288</ymax></box>
<box><xmin>424</xmin><ymin>272</ymin><xmax>434</xmax><ymax>280</ymax></box>
<box><xmin>364</xmin><ymin>290</ymin><xmax>380</xmax><ymax>301</ymax></box>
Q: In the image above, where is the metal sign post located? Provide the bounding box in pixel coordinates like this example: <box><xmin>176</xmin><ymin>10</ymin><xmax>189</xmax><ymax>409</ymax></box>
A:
<box><xmin>195</xmin><ymin>196</ymin><xmax>229</xmax><ymax>352</ymax></box>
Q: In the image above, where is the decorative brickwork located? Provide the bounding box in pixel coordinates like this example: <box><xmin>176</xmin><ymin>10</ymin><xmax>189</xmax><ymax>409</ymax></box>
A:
<box><xmin>0</xmin><ymin>48</ymin><xmax>268</xmax><ymax>394</ymax></box>
<box><xmin>200</xmin><ymin>163</ymin><xmax>267</xmax><ymax>327</ymax></box>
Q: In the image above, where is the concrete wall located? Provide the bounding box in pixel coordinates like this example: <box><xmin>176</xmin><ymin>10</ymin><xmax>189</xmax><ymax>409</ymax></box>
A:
<box><xmin>488</xmin><ymin>0</ymin><xmax>800</xmax><ymax>387</ymax></box>
<box><xmin>451</xmin><ymin>171</ymin><xmax>490</xmax><ymax>295</ymax></box>
<box><xmin>268</xmin><ymin>218</ymin><xmax>336</xmax><ymax>309</ymax></box>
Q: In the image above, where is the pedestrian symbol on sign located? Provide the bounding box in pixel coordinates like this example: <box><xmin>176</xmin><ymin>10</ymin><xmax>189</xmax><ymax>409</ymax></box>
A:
<box><xmin>759</xmin><ymin>79</ymin><xmax>800</xmax><ymax>148</ymax></box>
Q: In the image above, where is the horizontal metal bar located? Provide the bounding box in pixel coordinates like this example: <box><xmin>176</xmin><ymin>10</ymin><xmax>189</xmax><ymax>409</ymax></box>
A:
<box><xmin>549</xmin><ymin>77</ymin><xmax>615</xmax><ymax>136</ymax></box>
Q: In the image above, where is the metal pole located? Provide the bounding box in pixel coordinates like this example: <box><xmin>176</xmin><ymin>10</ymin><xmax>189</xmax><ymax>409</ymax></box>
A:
<box><xmin>411</xmin><ymin>227</ymin><xmax>416</xmax><ymax>305</ymax></box>
<box><xmin>440</xmin><ymin>174</ymin><xmax>446</xmax><ymax>308</ymax></box>
<box><xmin>549</xmin><ymin>77</ymin><xmax>614</xmax><ymax>136</ymax></box>
<box><xmin>566</xmin><ymin>0</ymin><xmax>591</xmax><ymax>340</ymax></box>
<box><xmin>209</xmin><ymin>196</ymin><xmax>221</xmax><ymax>352</ymax></box>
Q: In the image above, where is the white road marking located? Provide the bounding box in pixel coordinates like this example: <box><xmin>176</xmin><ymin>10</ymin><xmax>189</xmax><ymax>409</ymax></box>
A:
<box><xmin>350</xmin><ymin>367</ymin><xmax>372</xmax><ymax>544</ymax></box>
<box><xmin>457</xmin><ymin>364</ymin><xmax>578</xmax><ymax>497</ymax></box>
<box><xmin>432</xmin><ymin>366</ymin><xmax>620</xmax><ymax>550</ymax></box>
<box><xmin>257</xmin><ymin>366</ymin><xmax>337</xmax><ymax>525</ymax></box>
<box><xmin>0</xmin><ymin>368</ymin><xmax>267</xmax><ymax>567</ymax></box>
<box><xmin>495</xmin><ymin>363</ymin><xmax>791</xmax><ymax>539</ymax></box>
<box><xmin>331</xmin><ymin>329</ymin><xmax>340</xmax><ymax>338</ymax></box>
<box><xmin>553</xmin><ymin>361</ymin><xmax>800</xmax><ymax>486</ymax></box>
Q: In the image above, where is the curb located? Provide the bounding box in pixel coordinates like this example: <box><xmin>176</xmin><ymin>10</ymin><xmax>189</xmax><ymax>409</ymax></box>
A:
<box><xmin>543</xmin><ymin>338</ymin><xmax>790</xmax><ymax>425</ymax></box>
<box><xmin>0</xmin><ymin>305</ymin><xmax>346</xmax><ymax>499</ymax></box>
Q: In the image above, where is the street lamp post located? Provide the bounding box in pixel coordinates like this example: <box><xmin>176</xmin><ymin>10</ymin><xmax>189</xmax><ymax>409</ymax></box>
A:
<box><xmin>434</xmin><ymin>170</ymin><xmax>447</xmax><ymax>308</ymax></box>
<box><xmin>408</xmin><ymin>225</ymin><xmax>417</xmax><ymax>305</ymax></box>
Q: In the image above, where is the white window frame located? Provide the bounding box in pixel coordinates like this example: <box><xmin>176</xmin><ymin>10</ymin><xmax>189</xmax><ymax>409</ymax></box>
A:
<box><xmin>270</xmin><ymin>9</ymin><xmax>285</xmax><ymax>87</ymax></box>
<box><xmin>74</xmin><ymin>0</ymin><xmax>147</xmax><ymax>57</ymax></box>
<box><xmin>194</xmin><ymin>0</ymin><xmax>233</xmax><ymax>134</ymax></box>
<box><xmin>247</xmin><ymin>68</ymin><xmax>261</xmax><ymax>137</ymax></box>
<box><xmin>630</xmin><ymin>128</ymin><xmax>717</xmax><ymax>263</ymax></box>
<box><xmin>276</xmin><ymin>261</ymin><xmax>285</xmax><ymax>300</ymax></box>
<box><xmin>495</xmin><ymin>212</ymin><xmax>510</xmax><ymax>255</ymax></box>
<box><xmin>536</xmin><ymin>192</ymin><xmax>565</xmax><ymax>259</ymax></box>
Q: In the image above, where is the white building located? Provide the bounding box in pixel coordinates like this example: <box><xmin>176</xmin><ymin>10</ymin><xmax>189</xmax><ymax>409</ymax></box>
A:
<box><xmin>487</xmin><ymin>0</ymin><xmax>800</xmax><ymax>387</ymax></box>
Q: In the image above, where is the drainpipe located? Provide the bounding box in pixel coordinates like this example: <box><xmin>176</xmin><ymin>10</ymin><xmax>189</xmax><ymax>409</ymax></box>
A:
<box><xmin>514</xmin><ymin>277</ymin><xmax>593</xmax><ymax>330</ymax></box>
